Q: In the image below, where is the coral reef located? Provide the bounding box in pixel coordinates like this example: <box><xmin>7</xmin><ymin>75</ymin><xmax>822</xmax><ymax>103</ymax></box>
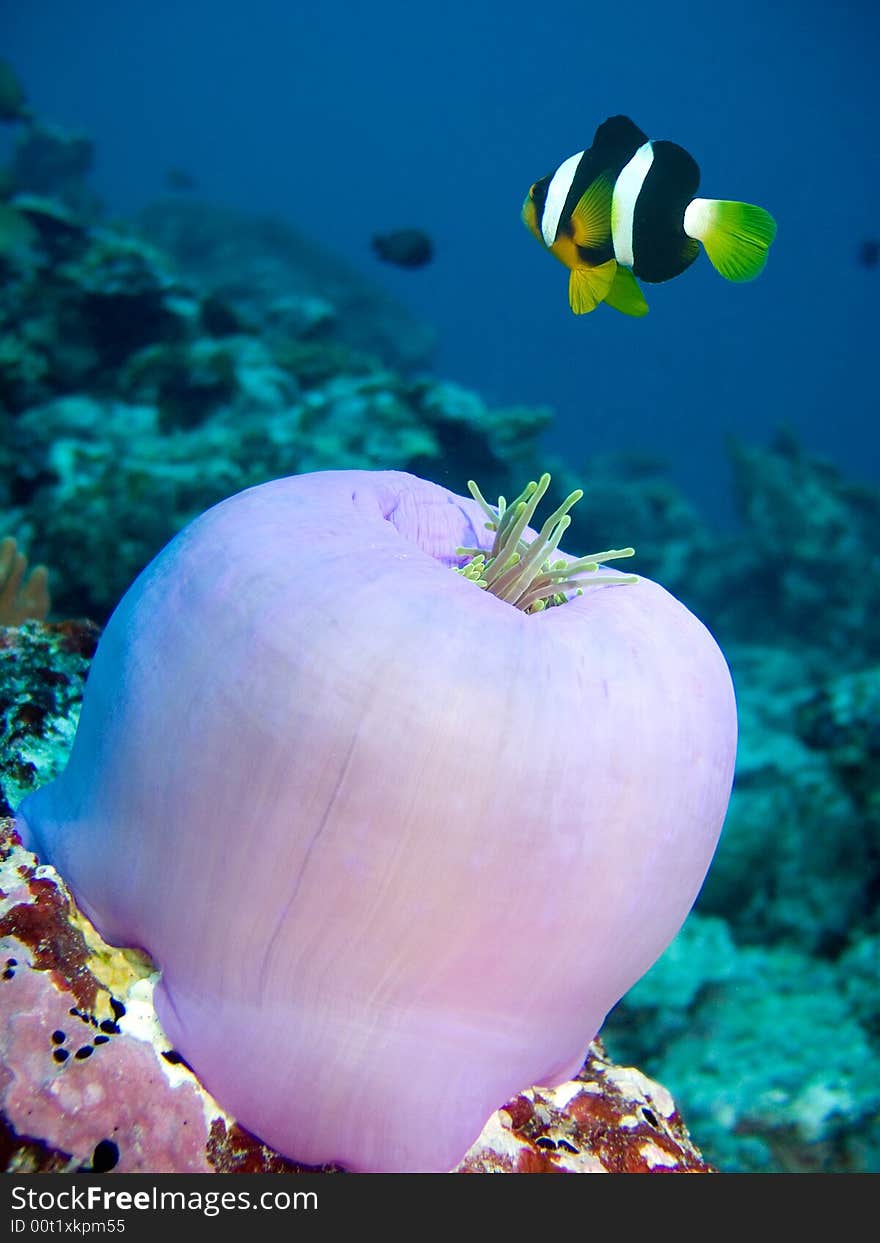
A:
<box><xmin>587</xmin><ymin>439</ymin><xmax>880</xmax><ymax>1173</ymax></box>
<box><xmin>603</xmin><ymin>638</ymin><xmax>880</xmax><ymax>1171</ymax></box>
<box><xmin>0</xmin><ymin>215</ymin><xmax>193</xmax><ymax>414</ymax></box>
<box><xmin>0</xmin><ymin>538</ymin><xmax>50</xmax><ymax>627</ymax></box>
<box><xmin>9</xmin><ymin>124</ymin><xmax>97</xmax><ymax>215</ymax></box>
<box><xmin>606</xmin><ymin>916</ymin><xmax>880</xmax><ymax>1173</ymax></box>
<box><xmin>720</xmin><ymin>431</ymin><xmax>880</xmax><ymax>660</ymax></box>
<box><xmin>557</xmin><ymin>440</ymin><xmax>880</xmax><ymax>670</ymax></box>
<box><xmin>0</xmin><ymin>622</ymin><xmax>97</xmax><ymax>819</ymax></box>
<box><xmin>0</xmin><ymin>198</ymin><xmax>549</xmax><ymax>621</ymax></box>
<box><xmin>137</xmin><ymin>200</ymin><xmax>436</xmax><ymax>370</ymax></box>
<box><xmin>797</xmin><ymin>666</ymin><xmax>880</xmax><ymax>852</ymax></box>
<box><xmin>698</xmin><ymin>643</ymin><xmax>874</xmax><ymax>952</ymax></box>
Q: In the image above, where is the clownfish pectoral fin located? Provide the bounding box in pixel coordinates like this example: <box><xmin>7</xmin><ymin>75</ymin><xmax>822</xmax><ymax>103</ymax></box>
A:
<box><xmin>569</xmin><ymin>174</ymin><xmax>615</xmax><ymax>249</ymax></box>
<box><xmin>683</xmin><ymin>198</ymin><xmax>777</xmax><ymax>282</ymax></box>
<box><xmin>568</xmin><ymin>258</ymin><xmax>617</xmax><ymax>314</ymax></box>
<box><xmin>604</xmin><ymin>264</ymin><xmax>649</xmax><ymax>317</ymax></box>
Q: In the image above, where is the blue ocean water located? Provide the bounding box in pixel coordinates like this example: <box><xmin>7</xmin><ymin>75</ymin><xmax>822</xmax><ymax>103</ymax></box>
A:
<box><xmin>5</xmin><ymin>0</ymin><xmax>878</xmax><ymax>522</ymax></box>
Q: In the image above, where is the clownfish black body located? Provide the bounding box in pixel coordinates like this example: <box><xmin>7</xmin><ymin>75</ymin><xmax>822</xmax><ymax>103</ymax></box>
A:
<box><xmin>522</xmin><ymin>115</ymin><xmax>777</xmax><ymax>316</ymax></box>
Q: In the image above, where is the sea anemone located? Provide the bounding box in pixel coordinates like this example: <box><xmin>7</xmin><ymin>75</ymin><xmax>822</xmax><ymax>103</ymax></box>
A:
<box><xmin>16</xmin><ymin>468</ymin><xmax>736</xmax><ymax>1172</ymax></box>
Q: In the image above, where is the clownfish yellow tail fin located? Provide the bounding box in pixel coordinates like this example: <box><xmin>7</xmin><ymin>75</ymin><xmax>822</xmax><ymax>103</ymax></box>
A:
<box><xmin>683</xmin><ymin>198</ymin><xmax>777</xmax><ymax>282</ymax></box>
<box><xmin>568</xmin><ymin>258</ymin><xmax>617</xmax><ymax>314</ymax></box>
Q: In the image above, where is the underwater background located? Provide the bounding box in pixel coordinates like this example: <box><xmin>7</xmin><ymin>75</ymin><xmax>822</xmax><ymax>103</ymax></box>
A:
<box><xmin>1</xmin><ymin>1</ymin><xmax>878</xmax><ymax>1173</ymax></box>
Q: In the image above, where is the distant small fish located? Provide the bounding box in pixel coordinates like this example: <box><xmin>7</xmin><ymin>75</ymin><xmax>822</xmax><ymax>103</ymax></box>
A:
<box><xmin>522</xmin><ymin>115</ymin><xmax>777</xmax><ymax>316</ymax></box>
<box><xmin>372</xmin><ymin>229</ymin><xmax>433</xmax><ymax>269</ymax></box>
<box><xmin>165</xmin><ymin>167</ymin><xmax>198</xmax><ymax>192</ymax></box>
<box><xmin>858</xmin><ymin>239</ymin><xmax>879</xmax><ymax>269</ymax></box>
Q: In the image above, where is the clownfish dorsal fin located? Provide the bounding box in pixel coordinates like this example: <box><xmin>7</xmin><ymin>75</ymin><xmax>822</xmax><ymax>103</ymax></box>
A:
<box><xmin>592</xmin><ymin>115</ymin><xmax>649</xmax><ymax>153</ymax></box>
<box><xmin>604</xmin><ymin>264</ymin><xmax>649</xmax><ymax>317</ymax></box>
<box><xmin>569</xmin><ymin>174</ymin><xmax>614</xmax><ymax>249</ymax></box>
<box><xmin>683</xmin><ymin>198</ymin><xmax>777</xmax><ymax>281</ymax></box>
<box><xmin>568</xmin><ymin>257</ymin><xmax>618</xmax><ymax>314</ymax></box>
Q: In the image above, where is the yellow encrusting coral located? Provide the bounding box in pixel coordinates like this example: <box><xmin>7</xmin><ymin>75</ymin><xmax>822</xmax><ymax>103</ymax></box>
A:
<box><xmin>0</xmin><ymin>536</ymin><xmax>51</xmax><ymax>625</ymax></box>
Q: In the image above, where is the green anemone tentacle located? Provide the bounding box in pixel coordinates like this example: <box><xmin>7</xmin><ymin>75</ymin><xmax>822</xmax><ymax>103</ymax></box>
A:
<box><xmin>455</xmin><ymin>473</ymin><xmax>636</xmax><ymax>613</ymax></box>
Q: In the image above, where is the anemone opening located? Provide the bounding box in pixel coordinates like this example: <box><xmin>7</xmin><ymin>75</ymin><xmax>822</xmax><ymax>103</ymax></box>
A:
<box><xmin>455</xmin><ymin>473</ymin><xmax>637</xmax><ymax>613</ymax></box>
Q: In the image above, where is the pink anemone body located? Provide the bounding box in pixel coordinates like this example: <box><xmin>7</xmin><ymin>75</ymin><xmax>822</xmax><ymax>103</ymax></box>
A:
<box><xmin>16</xmin><ymin>469</ymin><xmax>737</xmax><ymax>1172</ymax></box>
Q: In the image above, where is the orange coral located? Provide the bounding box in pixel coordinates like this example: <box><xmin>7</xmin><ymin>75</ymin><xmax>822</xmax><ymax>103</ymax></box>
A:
<box><xmin>0</xmin><ymin>536</ymin><xmax>50</xmax><ymax>625</ymax></box>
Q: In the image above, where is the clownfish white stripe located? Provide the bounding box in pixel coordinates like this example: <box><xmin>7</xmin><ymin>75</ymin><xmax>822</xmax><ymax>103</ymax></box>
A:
<box><xmin>541</xmin><ymin>150</ymin><xmax>583</xmax><ymax>247</ymax></box>
<box><xmin>611</xmin><ymin>141</ymin><xmax>655</xmax><ymax>268</ymax></box>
